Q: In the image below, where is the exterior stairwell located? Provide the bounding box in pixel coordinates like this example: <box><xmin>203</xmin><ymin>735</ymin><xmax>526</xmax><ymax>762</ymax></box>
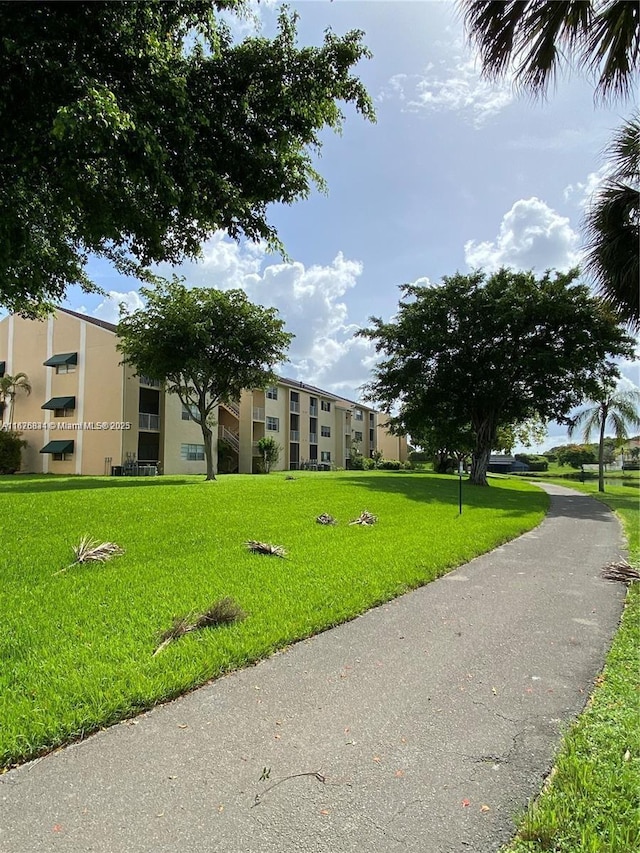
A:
<box><xmin>218</xmin><ymin>425</ymin><xmax>240</xmax><ymax>453</ymax></box>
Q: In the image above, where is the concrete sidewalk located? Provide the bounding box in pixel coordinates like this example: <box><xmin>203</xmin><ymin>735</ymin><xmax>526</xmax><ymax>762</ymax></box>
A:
<box><xmin>0</xmin><ymin>484</ymin><xmax>627</xmax><ymax>853</ymax></box>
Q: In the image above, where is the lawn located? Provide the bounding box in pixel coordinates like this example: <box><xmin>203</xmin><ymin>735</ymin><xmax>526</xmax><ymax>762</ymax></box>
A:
<box><xmin>503</xmin><ymin>479</ymin><xmax>640</xmax><ymax>853</ymax></box>
<box><xmin>0</xmin><ymin>470</ymin><xmax>547</xmax><ymax>770</ymax></box>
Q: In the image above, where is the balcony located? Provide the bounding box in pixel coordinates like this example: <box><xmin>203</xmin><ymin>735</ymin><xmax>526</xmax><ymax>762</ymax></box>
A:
<box><xmin>290</xmin><ymin>430</ymin><xmax>300</xmax><ymax>442</ymax></box>
<box><xmin>139</xmin><ymin>413</ymin><xmax>160</xmax><ymax>431</ymax></box>
<box><xmin>253</xmin><ymin>407</ymin><xmax>265</xmax><ymax>422</ymax></box>
<box><xmin>309</xmin><ymin>433</ymin><xmax>317</xmax><ymax>444</ymax></box>
<box><xmin>290</xmin><ymin>401</ymin><xmax>300</xmax><ymax>413</ymax></box>
<box><xmin>251</xmin><ymin>441</ymin><xmax>261</xmax><ymax>456</ymax></box>
<box><xmin>309</xmin><ymin>405</ymin><xmax>318</xmax><ymax>416</ymax></box>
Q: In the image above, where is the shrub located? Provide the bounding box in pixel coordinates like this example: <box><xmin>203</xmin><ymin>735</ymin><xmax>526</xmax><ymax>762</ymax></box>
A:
<box><xmin>0</xmin><ymin>431</ymin><xmax>26</xmax><ymax>474</ymax></box>
<box><xmin>408</xmin><ymin>450</ymin><xmax>430</xmax><ymax>463</ymax></box>
<box><xmin>514</xmin><ymin>453</ymin><xmax>548</xmax><ymax>472</ymax></box>
<box><xmin>377</xmin><ymin>459</ymin><xmax>402</xmax><ymax>470</ymax></box>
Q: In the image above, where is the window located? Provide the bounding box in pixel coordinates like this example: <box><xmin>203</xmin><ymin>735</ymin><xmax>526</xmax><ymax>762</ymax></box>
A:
<box><xmin>55</xmin><ymin>363</ymin><xmax>76</xmax><ymax>375</ymax></box>
<box><xmin>320</xmin><ymin>425</ymin><xmax>331</xmax><ymax>438</ymax></box>
<box><xmin>266</xmin><ymin>386</ymin><xmax>278</xmax><ymax>400</ymax></box>
<box><xmin>180</xmin><ymin>443</ymin><xmax>205</xmax><ymax>461</ymax></box>
<box><xmin>181</xmin><ymin>403</ymin><xmax>199</xmax><ymax>421</ymax></box>
<box><xmin>266</xmin><ymin>416</ymin><xmax>279</xmax><ymax>431</ymax></box>
<box><xmin>354</xmin><ymin>430</ymin><xmax>363</xmax><ymax>442</ymax></box>
<box><xmin>321</xmin><ymin>400</ymin><xmax>331</xmax><ymax>412</ymax></box>
<box><xmin>52</xmin><ymin>452</ymin><xmax>73</xmax><ymax>461</ymax></box>
<box><xmin>321</xmin><ymin>451</ymin><xmax>331</xmax><ymax>462</ymax></box>
<box><xmin>354</xmin><ymin>409</ymin><xmax>364</xmax><ymax>421</ymax></box>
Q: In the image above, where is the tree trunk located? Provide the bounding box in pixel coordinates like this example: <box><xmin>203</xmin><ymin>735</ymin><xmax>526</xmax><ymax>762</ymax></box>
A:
<box><xmin>598</xmin><ymin>408</ymin><xmax>607</xmax><ymax>493</ymax></box>
<box><xmin>470</xmin><ymin>418</ymin><xmax>494</xmax><ymax>486</ymax></box>
<box><xmin>201</xmin><ymin>422</ymin><xmax>216</xmax><ymax>481</ymax></box>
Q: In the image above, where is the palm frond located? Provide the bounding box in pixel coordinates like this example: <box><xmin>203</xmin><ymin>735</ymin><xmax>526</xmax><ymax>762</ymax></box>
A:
<box><xmin>316</xmin><ymin>513</ymin><xmax>337</xmax><ymax>525</ymax></box>
<box><xmin>153</xmin><ymin>597</ymin><xmax>246</xmax><ymax>655</ymax></box>
<box><xmin>245</xmin><ymin>540</ymin><xmax>287</xmax><ymax>557</ymax></box>
<box><xmin>602</xmin><ymin>559</ymin><xmax>640</xmax><ymax>584</ymax></box>
<box><xmin>72</xmin><ymin>536</ymin><xmax>125</xmax><ymax>564</ymax></box>
<box><xmin>349</xmin><ymin>510</ymin><xmax>378</xmax><ymax>526</ymax></box>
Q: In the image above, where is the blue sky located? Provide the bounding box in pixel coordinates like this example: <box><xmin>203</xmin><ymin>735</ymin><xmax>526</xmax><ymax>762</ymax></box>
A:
<box><xmin>58</xmin><ymin>0</ymin><xmax>638</xmax><ymax>450</ymax></box>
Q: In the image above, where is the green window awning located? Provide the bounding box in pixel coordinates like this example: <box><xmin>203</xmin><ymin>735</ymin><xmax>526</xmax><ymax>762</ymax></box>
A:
<box><xmin>41</xmin><ymin>396</ymin><xmax>76</xmax><ymax>411</ymax></box>
<box><xmin>43</xmin><ymin>352</ymin><xmax>77</xmax><ymax>367</ymax></box>
<box><xmin>40</xmin><ymin>440</ymin><xmax>74</xmax><ymax>454</ymax></box>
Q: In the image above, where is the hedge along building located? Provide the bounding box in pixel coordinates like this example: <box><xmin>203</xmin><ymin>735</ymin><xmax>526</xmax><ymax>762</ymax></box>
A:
<box><xmin>0</xmin><ymin>309</ymin><xmax>406</xmax><ymax>475</ymax></box>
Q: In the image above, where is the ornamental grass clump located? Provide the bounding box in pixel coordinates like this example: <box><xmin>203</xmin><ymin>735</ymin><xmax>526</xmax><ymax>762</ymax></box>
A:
<box><xmin>349</xmin><ymin>510</ymin><xmax>378</xmax><ymax>526</ymax></box>
<box><xmin>245</xmin><ymin>540</ymin><xmax>287</xmax><ymax>558</ymax></box>
<box><xmin>154</xmin><ymin>597</ymin><xmax>246</xmax><ymax>655</ymax></box>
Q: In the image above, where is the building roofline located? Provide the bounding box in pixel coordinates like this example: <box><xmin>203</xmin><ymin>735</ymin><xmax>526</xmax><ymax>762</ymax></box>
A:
<box><xmin>58</xmin><ymin>307</ymin><xmax>118</xmax><ymax>334</ymax></box>
<box><xmin>276</xmin><ymin>375</ymin><xmax>373</xmax><ymax>411</ymax></box>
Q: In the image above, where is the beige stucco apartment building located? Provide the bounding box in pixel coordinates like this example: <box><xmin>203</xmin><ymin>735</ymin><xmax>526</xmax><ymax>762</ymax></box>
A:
<box><xmin>0</xmin><ymin>309</ymin><xmax>406</xmax><ymax>476</ymax></box>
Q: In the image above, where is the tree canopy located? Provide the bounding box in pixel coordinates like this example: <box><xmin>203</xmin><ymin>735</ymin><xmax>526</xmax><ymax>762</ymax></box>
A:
<box><xmin>117</xmin><ymin>279</ymin><xmax>293</xmax><ymax>480</ymax></box>
<box><xmin>0</xmin><ymin>1</ymin><xmax>374</xmax><ymax>317</ymax></box>
<box><xmin>358</xmin><ymin>268</ymin><xmax>635</xmax><ymax>485</ymax></box>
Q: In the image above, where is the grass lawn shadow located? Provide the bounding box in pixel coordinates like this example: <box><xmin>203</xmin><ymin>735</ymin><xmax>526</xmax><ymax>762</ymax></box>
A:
<box><xmin>0</xmin><ymin>474</ymin><xmax>200</xmax><ymax>495</ymax></box>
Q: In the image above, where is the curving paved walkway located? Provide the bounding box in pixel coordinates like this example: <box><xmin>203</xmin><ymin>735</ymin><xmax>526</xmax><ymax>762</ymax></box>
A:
<box><xmin>0</xmin><ymin>484</ymin><xmax>627</xmax><ymax>853</ymax></box>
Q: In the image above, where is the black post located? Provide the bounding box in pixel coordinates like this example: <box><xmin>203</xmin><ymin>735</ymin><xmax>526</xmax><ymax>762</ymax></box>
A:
<box><xmin>458</xmin><ymin>461</ymin><xmax>463</xmax><ymax>515</ymax></box>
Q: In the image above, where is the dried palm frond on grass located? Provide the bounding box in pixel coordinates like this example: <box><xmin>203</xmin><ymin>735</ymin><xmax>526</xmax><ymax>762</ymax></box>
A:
<box><xmin>245</xmin><ymin>540</ymin><xmax>287</xmax><ymax>558</ymax></box>
<box><xmin>601</xmin><ymin>559</ymin><xmax>640</xmax><ymax>585</ymax></box>
<box><xmin>349</xmin><ymin>510</ymin><xmax>378</xmax><ymax>526</ymax></box>
<box><xmin>316</xmin><ymin>513</ymin><xmax>337</xmax><ymax>525</ymax></box>
<box><xmin>153</xmin><ymin>597</ymin><xmax>246</xmax><ymax>655</ymax></box>
<box><xmin>54</xmin><ymin>536</ymin><xmax>125</xmax><ymax>574</ymax></box>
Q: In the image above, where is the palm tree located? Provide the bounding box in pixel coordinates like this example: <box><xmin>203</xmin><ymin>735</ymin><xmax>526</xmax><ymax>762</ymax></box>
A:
<box><xmin>0</xmin><ymin>373</ymin><xmax>32</xmax><ymax>424</ymax></box>
<box><xmin>568</xmin><ymin>383</ymin><xmax>640</xmax><ymax>492</ymax></box>
<box><xmin>583</xmin><ymin>113</ymin><xmax>639</xmax><ymax>331</ymax></box>
<box><xmin>460</xmin><ymin>1</ymin><xmax>639</xmax><ymax>102</ymax></box>
<box><xmin>460</xmin><ymin>2</ymin><xmax>639</xmax><ymax>325</ymax></box>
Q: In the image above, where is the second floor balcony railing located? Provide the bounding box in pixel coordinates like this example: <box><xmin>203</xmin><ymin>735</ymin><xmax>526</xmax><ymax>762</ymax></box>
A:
<box><xmin>253</xmin><ymin>407</ymin><xmax>265</xmax><ymax>422</ymax></box>
<box><xmin>309</xmin><ymin>433</ymin><xmax>317</xmax><ymax>444</ymax></box>
<box><xmin>139</xmin><ymin>412</ymin><xmax>160</xmax><ymax>431</ymax></box>
<box><xmin>290</xmin><ymin>430</ymin><xmax>300</xmax><ymax>442</ymax></box>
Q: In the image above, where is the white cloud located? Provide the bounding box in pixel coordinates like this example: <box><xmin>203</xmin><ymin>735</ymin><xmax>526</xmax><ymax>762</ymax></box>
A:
<box><xmin>156</xmin><ymin>234</ymin><xmax>375</xmax><ymax>401</ymax></box>
<box><xmin>380</xmin><ymin>54</ymin><xmax>513</xmax><ymax>127</ymax></box>
<box><xmin>563</xmin><ymin>165</ymin><xmax>610</xmax><ymax>210</ymax></box>
<box><xmin>464</xmin><ymin>197</ymin><xmax>580</xmax><ymax>272</ymax></box>
<box><xmin>93</xmin><ymin>290</ymin><xmax>145</xmax><ymax>323</ymax></box>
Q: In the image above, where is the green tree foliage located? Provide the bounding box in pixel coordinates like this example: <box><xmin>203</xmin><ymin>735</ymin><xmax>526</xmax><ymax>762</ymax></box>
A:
<box><xmin>557</xmin><ymin>445</ymin><xmax>598</xmax><ymax>468</ymax></box>
<box><xmin>0</xmin><ymin>2</ymin><xmax>374</xmax><ymax>317</ymax></box>
<box><xmin>358</xmin><ymin>268</ymin><xmax>634</xmax><ymax>486</ymax></box>
<box><xmin>0</xmin><ymin>430</ymin><xmax>27</xmax><ymax>474</ymax></box>
<box><xmin>568</xmin><ymin>379</ymin><xmax>640</xmax><ymax>491</ymax></box>
<box><xmin>583</xmin><ymin>113</ymin><xmax>639</xmax><ymax>330</ymax></box>
<box><xmin>461</xmin><ymin>0</ymin><xmax>639</xmax><ymax>102</ymax></box>
<box><xmin>256</xmin><ymin>436</ymin><xmax>281</xmax><ymax>474</ymax></box>
<box><xmin>117</xmin><ymin>280</ymin><xmax>293</xmax><ymax>480</ymax></box>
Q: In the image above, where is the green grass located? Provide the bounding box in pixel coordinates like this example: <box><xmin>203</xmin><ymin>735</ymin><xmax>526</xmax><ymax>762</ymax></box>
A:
<box><xmin>503</xmin><ymin>479</ymin><xmax>640</xmax><ymax>853</ymax></box>
<box><xmin>0</xmin><ymin>470</ymin><xmax>546</xmax><ymax>770</ymax></box>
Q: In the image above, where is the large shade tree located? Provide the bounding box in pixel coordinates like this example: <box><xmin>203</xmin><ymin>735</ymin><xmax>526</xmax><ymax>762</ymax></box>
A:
<box><xmin>117</xmin><ymin>280</ymin><xmax>293</xmax><ymax>480</ymax></box>
<box><xmin>358</xmin><ymin>268</ymin><xmax>635</xmax><ymax>486</ymax></box>
<box><xmin>0</xmin><ymin>1</ymin><xmax>374</xmax><ymax>317</ymax></box>
<box><xmin>568</xmin><ymin>379</ymin><xmax>640</xmax><ymax>492</ymax></box>
<box><xmin>460</xmin><ymin>1</ymin><xmax>639</xmax><ymax>326</ymax></box>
